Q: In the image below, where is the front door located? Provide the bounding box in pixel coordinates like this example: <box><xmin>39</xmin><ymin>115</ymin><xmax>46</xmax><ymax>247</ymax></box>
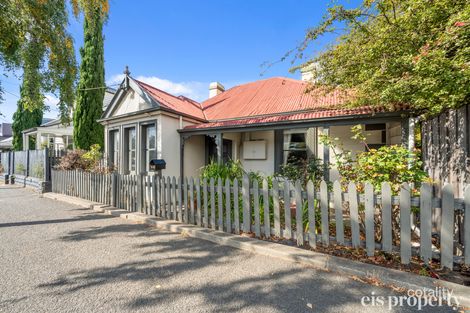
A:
<box><xmin>205</xmin><ymin>136</ymin><xmax>233</xmax><ymax>164</ymax></box>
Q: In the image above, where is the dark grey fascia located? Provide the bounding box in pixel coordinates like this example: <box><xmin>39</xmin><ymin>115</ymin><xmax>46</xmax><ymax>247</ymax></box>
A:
<box><xmin>178</xmin><ymin>111</ymin><xmax>408</xmax><ymax>136</ymax></box>
<box><xmin>98</xmin><ymin>106</ymin><xmax>207</xmax><ymax>124</ymax></box>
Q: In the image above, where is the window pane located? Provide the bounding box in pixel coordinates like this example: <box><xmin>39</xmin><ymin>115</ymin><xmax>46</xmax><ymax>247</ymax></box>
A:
<box><xmin>149</xmin><ymin>150</ymin><xmax>156</xmax><ymax>161</ymax></box>
<box><xmin>130</xmin><ymin>129</ymin><xmax>136</xmax><ymax>149</ymax></box>
<box><xmin>147</xmin><ymin>125</ymin><xmax>156</xmax><ymax>150</ymax></box>
<box><xmin>130</xmin><ymin>151</ymin><xmax>136</xmax><ymax>171</ymax></box>
<box><xmin>114</xmin><ymin>131</ymin><xmax>119</xmax><ymax>148</ymax></box>
<box><xmin>283</xmin><ymin>131</ymin><xmax>307</xmax><ymax>165</ymax></box>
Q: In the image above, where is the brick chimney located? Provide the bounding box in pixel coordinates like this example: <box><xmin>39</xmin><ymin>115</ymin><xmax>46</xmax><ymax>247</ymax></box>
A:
<box><xmin>209</xmin><ymin>82</ymin><xmax>225</xmax><ymax>98</ymax></box>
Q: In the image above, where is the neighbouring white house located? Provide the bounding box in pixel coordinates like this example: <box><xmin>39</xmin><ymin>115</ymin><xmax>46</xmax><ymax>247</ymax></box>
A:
<box><xmin>0</xmin><ymin>123</ymin><xmax>13</xmax><ymax>151</ymax></box>
<box><xmin>22</xmin><ymin>88</ymin><xmax>116</xmax><ymax>151</ymax></box>
<box><xmin>100</xmin><ymin>68</ymin><xmax>411</xmax><ymax>180</ymax></box>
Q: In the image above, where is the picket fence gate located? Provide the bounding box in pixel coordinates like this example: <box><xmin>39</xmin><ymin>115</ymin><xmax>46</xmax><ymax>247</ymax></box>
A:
<box><xmin>51</xmin><ymin>169</ymin><xmax>470</xmax><ymax>269</ymax></box>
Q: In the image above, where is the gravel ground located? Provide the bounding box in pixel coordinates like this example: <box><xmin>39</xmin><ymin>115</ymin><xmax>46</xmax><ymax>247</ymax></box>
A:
<box><xmin>0</xmin><ymin>186</ymin><xmax>459</xmax><ymax>313</ymax></box>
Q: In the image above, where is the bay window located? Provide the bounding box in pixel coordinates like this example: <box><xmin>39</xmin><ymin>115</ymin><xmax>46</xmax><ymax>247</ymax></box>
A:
<box><xmin>125</xmin><ymin>127</ymin><xmax>136</xmax><ymax>173</ymax></box>
<box><xmin>109</xmin><ymin>130</ymin><xmax>120</xmax><ymax>169</ymax></box>
<box><xmin>142</xmin><ymin>123</ymin><xmax>157</xmax><ymax>172</ymax></box>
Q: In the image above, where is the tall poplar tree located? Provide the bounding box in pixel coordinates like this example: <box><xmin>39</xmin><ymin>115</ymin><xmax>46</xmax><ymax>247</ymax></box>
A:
<box><xmin>12</xmin><ymin>38</ymin><xmax>45</xmax><ymax>151</ymax></box>
<box><xmin>73</xmin><ymin>9</ymin><xmax>106</xmax><ymax>150</ymax></box>
<box><xmin>12</xmin><ymin>95</ymin><xmax>43</xmax><ymax>151</ymax></box>
<box><xmin>1</xmin><ymin>0</ymin><xmax>76</xmax><ymax>119</ymax></box>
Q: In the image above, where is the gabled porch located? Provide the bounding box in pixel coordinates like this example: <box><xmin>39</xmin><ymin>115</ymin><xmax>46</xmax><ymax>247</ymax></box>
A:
<box><xmin>22</xmin><ymin>119</ymin><xmax>74</xmax><ymax>151</ymax></box>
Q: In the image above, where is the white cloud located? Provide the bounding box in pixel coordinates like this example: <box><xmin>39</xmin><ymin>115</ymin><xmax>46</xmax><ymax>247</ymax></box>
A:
<box><xmin>44</xmin><ymin>94</ymin><xmax>60</xmax><ymax>107</ymax></box>
<box><xmin>107</xmin><ymin>74</ymin><xmax>208</xmax><ymax>102</ymax></box>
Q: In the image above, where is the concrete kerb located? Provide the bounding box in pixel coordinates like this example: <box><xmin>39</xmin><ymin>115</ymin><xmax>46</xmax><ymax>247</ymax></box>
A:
<box><xmin>42</xmin><ymin>192</ymin><xmax>470</xmax><ymax>308</ymax></box>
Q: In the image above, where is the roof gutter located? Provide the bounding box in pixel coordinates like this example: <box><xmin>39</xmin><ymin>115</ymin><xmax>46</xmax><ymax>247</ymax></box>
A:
<box><xmin>22</xmin><ymin>127</ymin><xmax>38</xmax><ymax>134</ymax></box>
<box><xmin>178</xmin><ymin>111</ymin><xmax>408</xmax><ymax>135</ymax></box>
<box><xmin>97</xmin><ymin>106</ymin><xmax>207</xmax><ymax>124</ymax></box>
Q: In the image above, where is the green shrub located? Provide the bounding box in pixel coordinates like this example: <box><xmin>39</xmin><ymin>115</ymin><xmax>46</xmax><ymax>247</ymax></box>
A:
<box><xmin>32</xmin><ymin>164</ymin><xmax>44</xmax><ymax>178</ymax></box>
<box><xmin>277</xmin><ymin>156</ymin><xmax>323</xmax><ymax>187</ymax></box>
<box><xmin>57</xmin><ymin>144</ymin><xmax>107</xmax><ymax>172</ymax></box>
<box><xmin>200</xmin><ymin>159</ymin><xmax>245</xmax><ymax>181</ymax></box>
<box><xmin>15</xmin><ymin>163</ymin><xmax>26</xmax><ymax>174</ymax></box>
<box><xmin>81</xmin><ymin>144</ymin><xmax>102</xmax><ymax>167</ymax></box>
<box><xmin>320</xmin><ymin>124</ymin><xmax>429</xmax><ymax>193</ymax></box>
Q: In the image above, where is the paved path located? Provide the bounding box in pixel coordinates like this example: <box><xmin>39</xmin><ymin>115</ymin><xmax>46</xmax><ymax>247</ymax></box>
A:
<box><xmin>0</xmin><ymin>186</ymin><xmax>457</xmax><ymax>313</ymax></box>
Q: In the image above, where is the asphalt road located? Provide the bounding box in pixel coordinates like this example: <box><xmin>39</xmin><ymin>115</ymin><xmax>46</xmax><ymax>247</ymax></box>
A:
<box><xmin>0</xmin><ymin>185</ymin><xmax>458</xmax><ymax>313</ymax></box>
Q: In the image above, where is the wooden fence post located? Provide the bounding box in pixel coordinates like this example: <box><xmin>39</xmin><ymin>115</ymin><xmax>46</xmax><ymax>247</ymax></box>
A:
<box><xmin>400</xmin><ymin>183</ymin><xmax>411</xmax><ymax>265</ymax></box>
<box><xmin>111</xmin><ymin>172</ymin><xmax>118</xmax><ymax>207</ymax></box>
<box><xmin>333</xmin><ymin>181</ymin><xmax>344</xmax><ymax>245</ymax></box>
<box><xmin>167</xmin><ymin>176</ymin><xmax>172</xmax><ymax>219</ymax></box>
<box><xmin>464</xmin><ymin>186</ymin><xmax>470</xmax><ymax>266</ymax></box>
<box><xmin>284</xmin><ymin>180</ymin><xmax>292</xmax><ymax>239</ymax></box>
<box><xmin>307</xmin><ymin>180</ymin><xmax>316</xmax><ymax>248</ymax></box>
<box><xmin>273</xmin><ymin>179</ymin><xmax>280</xmax><ymax>237</ymax></box>
<box><xmin>210</xmin><ymin>178</ymin><xmax>216</xmax><ymax>229</ymax></box>
<box><xmin>420</xmin><ymin>183</ymin><xmax>432</xmax><ymax>264</ymax></box>
<box><xmin>203</xmin><ymin>178</ymin><xmax>208</xmax><ymax>227</ymax></box>
<box><xmin>225</xmin><ymin>178</ymin><xmax>231</xmax><ymax>233</ymax></box>
<box><xmin>190</xmin><ymin>177</ymin><xmax>195</xmax><ymax>224</ymax></box>
<box><xmin>348</xmin><ymin>182</ymin><xmax>360</xmax><ymax>248</ymax></box>
<box><xmin>233</xmin><ymin>178</ymin><xmax>240</xmax><ymax>234</ymax></box>
<box><xmin>177</xmin><ymin>176</ymin><xmax>182</xmax><ymax>220</ymax></box>
<box><xmin>218</xmin><ymin>177</ymin><xmax>224</xmax><ymax>231</ymax></box>
<box><xmin>320</xmin><ymin>181</ymin><xmax>329</xmax><ymax>246</ymax></box>
<box><xmin>365</xmin><ymin>182</ymin><xmax>374</xmax><ymax>256</ymax></box>
<box><xmin>137</xmin><ymin>173</ymin><xmax>143</xmax><ymax>213</ymax></box>
<box><xmin>381</xmin><ymin>182</ymin><xmax>392</xmax><ymax>253</ymax></box>
<box><xmin>441</xmin><ymin>184</ymin><xmax>455</xmax><ymax>269</ymax></box>
<box><xmin>242</xmin><ymin>175</ymin><xmax>250</xmax><ymax>233</ymax></box>
<box><xmin>263</xmin><ymin>178</ymin><xmax>270</xmax><ymax>238</ymax></box>
<box><xmin>295</xmin><ymin>180</ymin><xmax>303</xmax><ymax>246</ymax></box>
<box><xmin>196</xmin><ymin>178</ymin><xmax>202</xmax><ymax>226</ymax></box>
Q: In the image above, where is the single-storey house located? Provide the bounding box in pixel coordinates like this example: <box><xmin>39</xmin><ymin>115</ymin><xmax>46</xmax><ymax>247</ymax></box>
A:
<box><xmin>22</xmin><ymin>88</ymin><xmax>116</xmax><ymax>151</ymax></box>
<box><xmin>99</xmin><ymin>69</ymin><xmax>411</xmax><ymax>180</ymax></box>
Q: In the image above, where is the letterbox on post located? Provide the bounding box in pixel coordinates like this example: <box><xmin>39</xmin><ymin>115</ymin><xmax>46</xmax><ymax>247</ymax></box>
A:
<box><xmin>149</xmin><ymin>159</ymin><xmax>166</xmax><ymax>177</ymax></box>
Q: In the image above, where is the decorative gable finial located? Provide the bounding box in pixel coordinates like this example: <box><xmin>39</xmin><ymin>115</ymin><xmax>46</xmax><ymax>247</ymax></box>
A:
<box><xmin>124</xmin><ymin>65</ymin><xmax>130</xmax><ymax>76</ymax></box>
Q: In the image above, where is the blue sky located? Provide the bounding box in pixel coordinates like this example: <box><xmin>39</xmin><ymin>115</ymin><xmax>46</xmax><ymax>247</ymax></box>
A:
<box><xmin>0</xmin><ymin>0</ymin><xmax>360</xmax><ymax>123</ymax></box>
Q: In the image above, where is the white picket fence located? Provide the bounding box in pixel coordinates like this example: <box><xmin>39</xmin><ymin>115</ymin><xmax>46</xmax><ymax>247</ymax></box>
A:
<box><xmin>51</xmin><ymin>169</ymin><xmax>470</xmax><ymax>269</ymax></box>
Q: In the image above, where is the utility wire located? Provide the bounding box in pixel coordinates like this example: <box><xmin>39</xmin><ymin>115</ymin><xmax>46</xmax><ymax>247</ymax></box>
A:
<box><xmin>3</xmin><ymin>90</ymin><xmax>20</xmax><ymax>98</ymax></box>
<box><xmin>76</xmin><ymin>83</ymin><xmax>120</xmax><ymax>91</ymax></box>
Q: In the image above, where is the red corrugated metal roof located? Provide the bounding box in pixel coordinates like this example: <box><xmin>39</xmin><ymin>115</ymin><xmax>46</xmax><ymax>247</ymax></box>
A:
<box><xmin>202</xmin><ymin>77</ymin><xmax>351</xmax><ymax>121</ymax></box>
<box><xmin>134</xmin><ymin>76</ymin><xmax>397</xmax><ymax>130</ymax></box>
<box><xmin>184</xmin><ymin>106</ymin><xmax>386</xmax><ymax>130</ymax></box>
<box><xmin>135</xmin><ymin>79</ymin><xmax>206</xmax><ymax>120</ymax></box>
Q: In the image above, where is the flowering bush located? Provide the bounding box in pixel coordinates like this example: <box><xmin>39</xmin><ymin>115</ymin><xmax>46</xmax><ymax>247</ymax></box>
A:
<box><xmin>57</xmin><ymin>149</ymin><xmax>88</xmax><ymax>170</ymax></box>
<box><xmin>57</xmin><ymin>144</ymin><xmax>112</xmax><ymax>172</ymax></box>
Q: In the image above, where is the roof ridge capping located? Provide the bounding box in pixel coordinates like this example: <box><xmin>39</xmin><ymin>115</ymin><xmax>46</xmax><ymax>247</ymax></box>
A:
<box><xmin>134</xmin><ymin>79</ymin><xmax>200</xmax><ymax>104</ymax></box>
<box><xmin>131</xmin><ymin>77</ymin><xmax>206</xmax><ymax>121</ymax></box>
